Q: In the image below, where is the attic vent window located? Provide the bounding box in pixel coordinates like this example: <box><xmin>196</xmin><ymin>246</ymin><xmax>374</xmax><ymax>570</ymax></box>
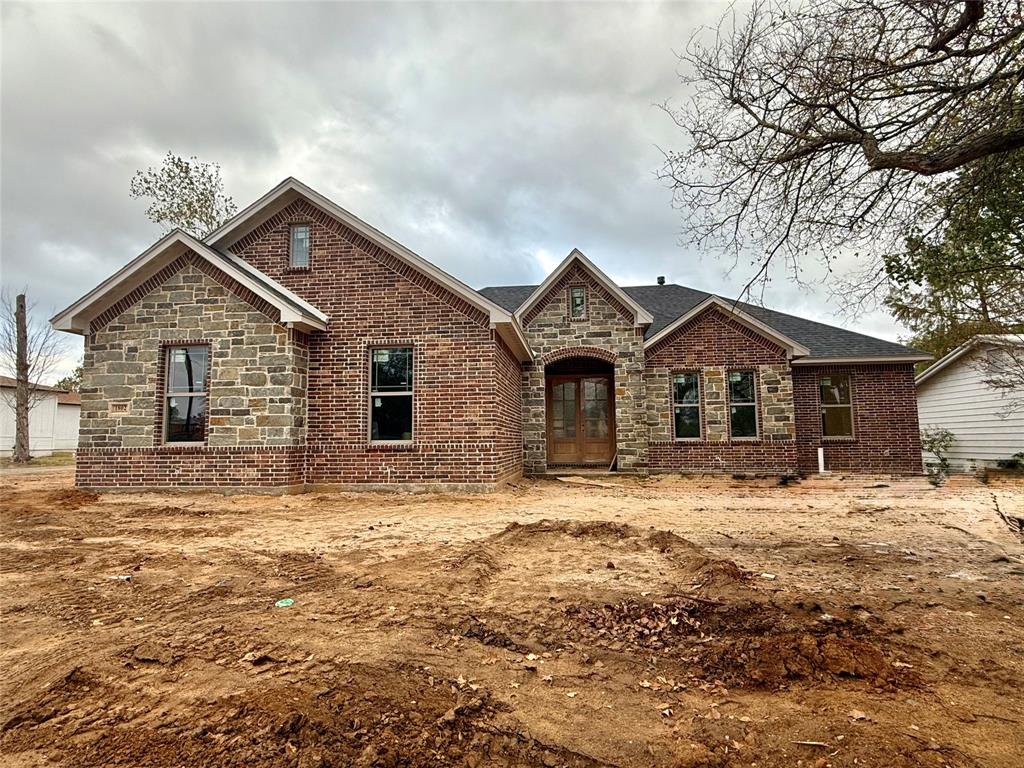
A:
<box><xmin>290</xmin><ymin>224</ymin><xmax>310</xmax><ymax>268</ymax></box>
<box><xmin>569</xmin><ymin>286</ymin><xmax>586</xmax><ymax>319</ymax></box>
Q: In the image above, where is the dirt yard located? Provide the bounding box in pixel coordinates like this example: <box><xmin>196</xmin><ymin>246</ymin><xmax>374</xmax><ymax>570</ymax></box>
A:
<box><xmin>1</xmin><ymin>469</ymin><xmax>1022</xmax><ymax>767</ymax></box>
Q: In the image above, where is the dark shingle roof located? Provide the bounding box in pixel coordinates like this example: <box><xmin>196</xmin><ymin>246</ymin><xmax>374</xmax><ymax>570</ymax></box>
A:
<box><xmin>477</xmin><ymin>283</ymin><xmax>925</xmax><ymax>360</ymax></box>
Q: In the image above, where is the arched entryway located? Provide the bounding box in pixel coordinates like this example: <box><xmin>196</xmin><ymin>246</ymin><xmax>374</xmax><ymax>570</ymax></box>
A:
<box><xmin>544</xmin><ymin>353</ymin><xmax>616</xmax><ymax>467</ymax></box>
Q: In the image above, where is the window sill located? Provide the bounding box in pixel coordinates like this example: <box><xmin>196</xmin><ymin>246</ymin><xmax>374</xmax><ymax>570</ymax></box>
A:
<box><xmin>367</xmin><ymin>441</ymin><xmax>416</xmax><ymax>451</ymax></box>
<box><xmin>822</xmin><ymin>436</ymin><xmax>857</xmax><ymax>443</ymax></box>
<box><xmin>159</xmin><ymin>442</ymin><xmax>208</xmax><ymax>448</ymax></box>
<box><xmin>284</xmin><ymin>266</ymin><xmax>311</xmax><ymax>273</ymax></box>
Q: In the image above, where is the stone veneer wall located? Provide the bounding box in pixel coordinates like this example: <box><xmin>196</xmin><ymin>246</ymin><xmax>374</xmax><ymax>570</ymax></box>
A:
<box><xmin>75</xmin><ymin>255</ymin><xmax>308</xmax><ymax>488</ymax></box>
<box><xmin>520</xmin><ymin>262</ymin><xmax>646</xmax><ymax>474</ymax></box>
<box><xmin>643</xmin><ymin>307</ymin><xmax>798</xmax><ymax>473</ymax></box>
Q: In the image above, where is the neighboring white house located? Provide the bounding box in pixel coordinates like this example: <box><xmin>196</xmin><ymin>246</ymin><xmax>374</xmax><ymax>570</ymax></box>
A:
<box><xmin>0</xmin><ymin>376</ymin><xmax>81</xmax><ymax>457</ymax></box>
<box><xmin>916</xmin><ymin>335</ymin><xmax>1024</xmax><ymax>472</ymax></box>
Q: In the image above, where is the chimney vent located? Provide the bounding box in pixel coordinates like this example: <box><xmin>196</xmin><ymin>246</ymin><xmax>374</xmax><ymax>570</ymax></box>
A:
<box><xmin>657</xmin><ymin>276</ymin><xmax>666</xmax><ymax>285</ymax></box>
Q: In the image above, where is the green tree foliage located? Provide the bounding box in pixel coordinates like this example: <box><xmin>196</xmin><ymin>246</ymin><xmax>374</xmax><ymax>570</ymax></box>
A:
<box><xmin>130</xmin><ymin>152</ymin><xmax>237</xmax><ymax>237</ymax></box>
<box><xmin>884</xmin><ymin>149</ymin><xmax>1024</xmax><ymax>361</ymax></box>
<box><xmin>55</xmin><ymin>363</ymin><xmax>83</xmax><ymax>392</ymax></box>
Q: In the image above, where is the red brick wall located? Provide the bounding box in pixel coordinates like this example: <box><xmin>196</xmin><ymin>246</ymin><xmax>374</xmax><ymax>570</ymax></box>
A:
<box><xmin>645</xmin><ymin>307</ymin><xmax>787</xmax><ymax>366</ymax></box>
<box><xmin>792</xmin><ymin>363</ymin><xmax>923</xmax><ymax>475</ymax></box>
<box><xmin>231</xmin><ymin>199</ymin><xmax>521</xmax><ymax>486</ymax></box>
<box><xmin>648</xmin><ymin>441</ymin><xmax>798</xmax><ymax>473</ymax></box>
<box><xmin>76</xmin><ymin>446</ymin><xmax>305</xmax><ymax>489</ymax></box>
<box><xmin>493</xmin><ymin>336</ymin><xmax>524</xmax><ymax>482</ymax></box>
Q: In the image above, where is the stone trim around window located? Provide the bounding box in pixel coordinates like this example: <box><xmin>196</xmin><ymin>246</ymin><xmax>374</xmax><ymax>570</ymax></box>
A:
<box><xmin>153</xmin><ymin>340</ymin><xmax>213</xmax><ymax>447</ymax></box>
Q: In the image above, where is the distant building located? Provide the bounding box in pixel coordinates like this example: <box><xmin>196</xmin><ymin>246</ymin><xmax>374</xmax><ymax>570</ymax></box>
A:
<box><xmin>916</xmin><ymin>335</ymin><xmax>1024</xmax><ymax>472</ymax></box>
<box><xmin>0</xmin><ymin>376</ymin><xmax>80</xmax><ymax>457</ymax></box>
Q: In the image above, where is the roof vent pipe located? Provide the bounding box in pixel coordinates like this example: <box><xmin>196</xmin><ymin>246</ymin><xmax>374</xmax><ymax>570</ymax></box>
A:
<box><xmin>657</xmin><ymin>276</ymin><xmax>665</xmax><ymax>285</ymax></box>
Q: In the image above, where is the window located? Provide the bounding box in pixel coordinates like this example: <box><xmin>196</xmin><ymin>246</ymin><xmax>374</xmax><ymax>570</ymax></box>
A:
<box><xmin>370</xmin><ymin>347</ymin><xmax>413</xmax><ymax>442</ymax></box>
<box><xmin>290</xmin><ymin>224</ymin><xmax>310</xmax><ymax>268</ymax></box>
<box><xmin>728</xmin><ymin>370</ymin><xmax>757</xmax><ymax>438</ymax></box>
<box><xmin>820</xmin><ymin>374</ymin><xmax>854</xmax><ymax>437</ymax></box>
<box><xmin>569</xmin><ymin>286</ymin><xmax>586</xmax><ymax>319</ymax></box>
<box><xmin>164</xmin><ymin>346</ymin><xmax>208</xmax><ymax>443</ymax></box>
<box><xmin>672</xmin><ymin>372</ymin><xmax>701</xmax><ymax>439</ymax></box>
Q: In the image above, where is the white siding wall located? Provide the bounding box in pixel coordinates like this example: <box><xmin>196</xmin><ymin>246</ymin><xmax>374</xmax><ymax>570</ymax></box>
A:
<box><xmin>917</xmin><ymin>348</ymin><xmax>1024</xmax><ymax>471</ymax></box>
<box><xmin>54</xmin><ymin>403</ymin><xmax>81</xmax><ymax>451</ymax></box>
<box><xmin>0</xmin><ymin>389</ymin><xmax>59</xmax><ymax>456</ymax></box>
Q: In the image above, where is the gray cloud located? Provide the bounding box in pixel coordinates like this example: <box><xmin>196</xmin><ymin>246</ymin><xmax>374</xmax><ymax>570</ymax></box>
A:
<box><xmin>1</xmin><ymin>1</ymin><xmax>910</xmax><ymax>381</ymax></box>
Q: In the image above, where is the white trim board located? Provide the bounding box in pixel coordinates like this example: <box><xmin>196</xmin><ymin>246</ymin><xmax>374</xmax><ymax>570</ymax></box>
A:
<box><xmin>514</xmin><ymin>249</ymin><xmax>654</xmax><ymax>327</ymax></box>
<box><xmin>50</xmin><ymin>230</ymin><xmax>328</xmax><ymax>335</ymax></box>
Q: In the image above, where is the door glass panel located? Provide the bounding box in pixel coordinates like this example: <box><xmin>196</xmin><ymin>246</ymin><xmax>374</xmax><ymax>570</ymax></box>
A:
<box><xmin>553</xmin><ymin>382</ymin><xmax>576</xmax><ymax>438</ymax></box>
<box><xmin>583</xmin><ymin>378</ymin><xmax>609</xmax><ymax>438</ymax></box>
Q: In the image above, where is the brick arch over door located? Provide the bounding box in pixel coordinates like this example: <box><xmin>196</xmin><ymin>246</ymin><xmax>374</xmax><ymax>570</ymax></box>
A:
<box><xmin>540</xmin><ymin>346</ymin><xmax>618</xmax><ymax>367</ymax></box>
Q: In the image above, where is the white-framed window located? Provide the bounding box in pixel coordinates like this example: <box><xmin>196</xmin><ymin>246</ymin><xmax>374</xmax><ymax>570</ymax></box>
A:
<box><xmin>820</xmin><ymin>374</ymin><xmax>854</xmax><ymax>438</ymax></box>
<box><xmin>672</xmin><ymin>372</ymin><xmax>701</xmax><ymax>439</ymax></box>
<box><xmin>164</xmin><ymin>345</ymin><xmax>208</xmax><ymax>443</ymax></box>
<box><xmin>369</xmin><ymin>347</ymin><xmax>413</xmax><ymax>442</ymax></box>
<box><xmin>728</xmin><ymin>370</ymin><xmax>757</xmax><ymax>438</ymax></box>
<box><xmin>568</xmin><ymin>286</ymin><xmax>586</xmax><ymax>319</ymax></box>
<box><xmin>290</xmin><ymin>224</ymin><xmax>310</xmax><ymax>268</ymax></box>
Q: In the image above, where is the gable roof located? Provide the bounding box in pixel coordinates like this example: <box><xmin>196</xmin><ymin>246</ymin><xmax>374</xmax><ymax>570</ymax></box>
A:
<box><xmin>480</xmin><ymin>281</ymin><xmax>930</xmax><ymax>363</ymax></box>
<box><xmin>915</xmin><ymin>334</ymin><xmax>1023</xmax><ymax>387</ymax></box>
<box><xmin>645</xmin><ymin>295</ymin><xmax>810</xmax><ymax>357</ymax></box>
<box><xmin>512</xmin><ymin>249</ymin><xmax>654</xmax><ymax>327</ymax></box>
<box><xmin>202</xmin><ymin>177</ymin><xmax>532</xmax><ymax>360</ymax></box>
<box><xmin>50</xmin><ymin>230</ymin><xmax>329</xmax><ymax>335</ymax></box>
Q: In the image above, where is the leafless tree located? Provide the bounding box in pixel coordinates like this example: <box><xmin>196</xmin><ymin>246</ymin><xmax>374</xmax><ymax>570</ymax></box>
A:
<box><xmin>976</xmin><ymin>336</ymin><xmax>1024</xmax><ymax>414</ymax></box>
<box><xmin>0</xmin><ymin>290</ymin><xmax>70</xmax><ymax>462</ymax></box>
<box><xmin>661</xmin><ymin>0</ymin><xmax>1024</xmax><ymax>302</ymax></box>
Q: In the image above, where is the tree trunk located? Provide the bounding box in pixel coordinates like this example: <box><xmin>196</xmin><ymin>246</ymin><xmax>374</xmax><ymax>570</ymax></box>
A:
<box><xmin>13</xmin><ymin>294</ymin><xmax>30</xmax><ymax>463</ymax></box>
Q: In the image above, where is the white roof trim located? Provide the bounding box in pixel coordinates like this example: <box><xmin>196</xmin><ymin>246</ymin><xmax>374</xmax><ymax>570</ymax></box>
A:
<box><xmin>644</xmin><ymin>295</ymin><xmax>811</xmax><ymax>358</ymax></box>
<box><xmin>50</xmin><ymin>230</ymin><xmax>328</xmax><ymax>335</ymax></box>
<box><xmin>915</xmin><ymin>334</ymin><xmax>1021</xmax><ymax>386</ymax></box>
<box><xmin>794</xmin><ymin>355</ymin><xmax>932</xmax><ymax>365</ymax></box>
<box><xmin>515</xmin><ymin>249</ymin><xmax>654</xmax><ymax>327</ymax></box>
<box><xmin>204</xmin><ymin>177</ymin><xmax>521</xmax><ymax>330</ymax></box>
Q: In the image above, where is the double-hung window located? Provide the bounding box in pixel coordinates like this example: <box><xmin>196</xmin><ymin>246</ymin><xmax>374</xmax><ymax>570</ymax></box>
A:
<box><xmin>820</xmin><ymin>374</ymin><xmax>854</xmax><ymax>437</ymax></box>
<box><xmin>569</xmin><ymin>286</ymin><xmax>586</xmax><ymax>319</ymax></box>
<box><xmin>290</xmin><ymin>224</ymin><xmax>310</xmax><ymax>268</ymax></box>
<box><xmin>728</xmin><ymin>370</ymin><xmax>757</xmax><ymax>438</ymax></box>
<box><xmin>164</xmin><ymin>345</ymin><xmax>208</xmax><ymax>443</ymax></box>
<box><xmin>370</xmin><ymin>347</ymin><xmax>413</xmax><ymax>442</ymax></box>
<box><xmin>672</xmin><ymin>372</ymin><xmax>701</xmax><ymax>439</ymax></box>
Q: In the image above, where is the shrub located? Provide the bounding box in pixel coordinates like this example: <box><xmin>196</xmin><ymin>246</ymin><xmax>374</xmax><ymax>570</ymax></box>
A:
<box><xmin>921</xmin><ymin>427</ymin><xmax>955</xmax><ymax>486</ymax></box>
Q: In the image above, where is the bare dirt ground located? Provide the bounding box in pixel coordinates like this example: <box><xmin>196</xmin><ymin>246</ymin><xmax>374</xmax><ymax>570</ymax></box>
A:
<box><xmin>1</xmin><ymin>468</ymin><xmax>1022</xmax><ymax>768</ymax></box>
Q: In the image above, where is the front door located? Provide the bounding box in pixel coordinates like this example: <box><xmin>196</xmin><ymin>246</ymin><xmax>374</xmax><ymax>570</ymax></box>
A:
<box><xmin>546</xmin><ymin>375</ymin><xmax>615</xmax><ymax>466</ymax></box>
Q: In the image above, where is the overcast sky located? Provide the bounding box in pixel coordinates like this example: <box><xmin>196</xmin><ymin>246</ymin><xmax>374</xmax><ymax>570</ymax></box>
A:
<box><xmin>2</xmin><ymin>1</ymin><xmax>910</xmax><ymax>381</ymax></box>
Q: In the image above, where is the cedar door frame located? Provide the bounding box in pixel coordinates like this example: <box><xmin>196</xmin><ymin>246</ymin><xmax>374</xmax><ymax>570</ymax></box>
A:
<box><xmin>544</xmin><ymin>373</ymin><xmax>616</xmax><ymax>466</ymax></box>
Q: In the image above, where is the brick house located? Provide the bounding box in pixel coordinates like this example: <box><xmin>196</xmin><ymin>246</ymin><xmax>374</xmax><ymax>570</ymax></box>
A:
<box><xmin>52</xmin><ymin>178</ymin><xmax>929</xmax><ymax>491</ymax></box>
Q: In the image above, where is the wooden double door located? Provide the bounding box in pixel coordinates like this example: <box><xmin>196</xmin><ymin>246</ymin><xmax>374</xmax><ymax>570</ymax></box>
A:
<box><xmin>546</xmin><ymin>374</ymin><xmax>616</xmax><ymax>466</ymax></box>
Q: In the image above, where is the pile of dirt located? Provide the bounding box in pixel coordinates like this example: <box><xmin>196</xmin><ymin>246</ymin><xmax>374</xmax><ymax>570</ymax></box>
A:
<box><xmin>2</xmin><ymin>664</ymin><xmax>605</xmax><ymax>768</ymax></box>
<box><xmin>699</xmin><ymin>631</ymin><xmax>913</xmax><ymax>688</ymax></box>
